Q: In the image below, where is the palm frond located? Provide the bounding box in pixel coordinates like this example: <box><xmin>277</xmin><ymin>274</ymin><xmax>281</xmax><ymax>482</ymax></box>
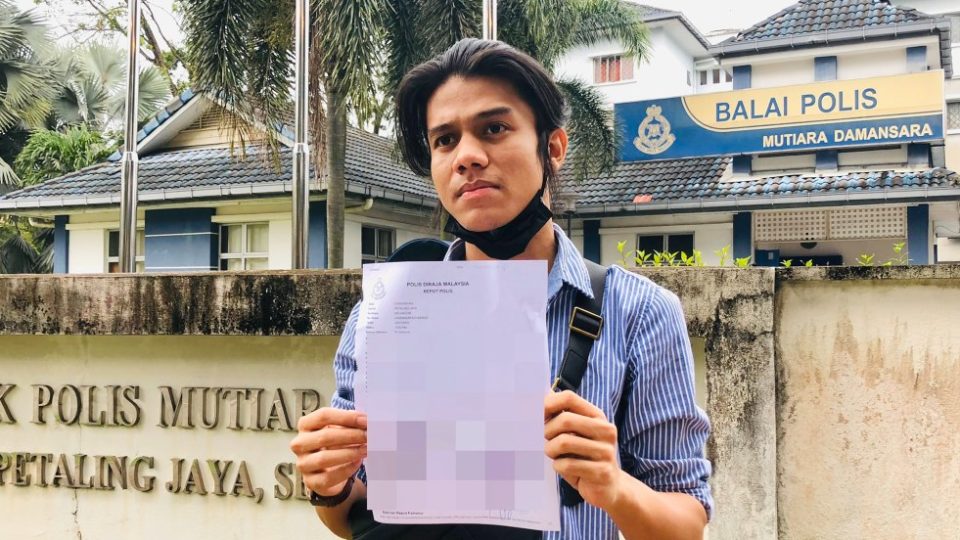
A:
<box><xmin>314</xmin><ymin>0</ymin><xmax>383</xmax><ymax>119</ymax></box>
<box><xmin>0</xmin><ymin>233</ymin><xmax>39</xmax><ymax>274</ymax></box>
<box><xmin>0</xmin><ymin>155</ymin><xmax>19</xmax><ymax>186</ymax></box>
<box><xmin>79</xmin><ymin>42</ymin><xmax>127</xmax><ymax>97</ymax></box>
<box><xmin>567</xmin><ymin>0</ymin><xmax>649</xmax><ymax>61</ymax></box>
<box><xmin>418</xmin><ymin>0</ymin><xmax>481</xmax><ymax>57</ymax></box>
<box><xmin>134</xmin><ymin>66</ymin><xmax>173</xmax><ymax>122</ymax></box>
<box><xmin>557</xmin><ymin>77</ymin><xmax>618</xmax><ymax>183</ymax></box>
<box><xmin>0</xmin><ymin>6</ymin><xmax>58</xmax><ymax>133</ymax></box>
<box><xmin>247</xmin><ymin>3</ymin><xmax>293</xmax><ymax>160</ymax></box>
<box><xmin>32</xmin><ymin>225</ymin><xmax>54</xmax><ymax>273</ymax></box>
<box><xmin>383</xmin><ymin>0</ymin><xmax>426</xmax><ymax>99</ymax></box>
<box><xmin>182</xmin><ymin>0</ymin><xmax>268</xmax><ymax>148</ymax></box>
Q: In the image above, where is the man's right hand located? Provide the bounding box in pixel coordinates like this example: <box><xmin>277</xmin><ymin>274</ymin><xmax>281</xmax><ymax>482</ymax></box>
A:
<box><xmin>290</xmin><ymin>407</ymin><xmax>368</xmax><ymax>496</ymax></box>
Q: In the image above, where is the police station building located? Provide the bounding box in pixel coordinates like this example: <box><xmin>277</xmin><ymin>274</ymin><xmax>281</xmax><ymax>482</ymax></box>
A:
<box><xmin>559</xmin><ymin>0</ymin><xmax>960</xmax><ymax>268</ymax></box>
<box><xmin>1</xmin><ymin>0</ymin><xmax>958</xmax><ymax>272</ymax></box>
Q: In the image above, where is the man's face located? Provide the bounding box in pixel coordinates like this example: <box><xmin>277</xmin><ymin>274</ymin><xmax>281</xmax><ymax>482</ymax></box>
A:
<box><xmin>426</xmin><ymin>76</ymin><xmax>555</xmax><ymax>232</ymax></box>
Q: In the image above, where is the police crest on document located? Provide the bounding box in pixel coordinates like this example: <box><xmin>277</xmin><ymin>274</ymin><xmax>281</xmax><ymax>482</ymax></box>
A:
<box><xmin>634</xmin><ymin>104</ymin><xmax>676</xmax><ymax>155</ymax></box>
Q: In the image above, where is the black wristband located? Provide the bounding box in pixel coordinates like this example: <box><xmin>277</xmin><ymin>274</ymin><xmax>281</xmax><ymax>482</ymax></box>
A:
<box><xmin>309</xmin><ymin>475</ymin><xmax>355</xmax><ymax>507</ymax></box>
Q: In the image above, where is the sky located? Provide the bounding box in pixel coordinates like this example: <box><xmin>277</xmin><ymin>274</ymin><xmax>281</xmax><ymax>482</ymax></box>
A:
<box><xmin>16</xmin><ymin>0</ymin><xmax>799</xmax><ymax>48</ymax></box>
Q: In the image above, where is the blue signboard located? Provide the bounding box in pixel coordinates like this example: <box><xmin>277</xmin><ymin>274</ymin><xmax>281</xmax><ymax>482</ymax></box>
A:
<box><xmin>615</xmin><ymin>71</ymin><xmax>945</xmax><ymax>161</ymax></box>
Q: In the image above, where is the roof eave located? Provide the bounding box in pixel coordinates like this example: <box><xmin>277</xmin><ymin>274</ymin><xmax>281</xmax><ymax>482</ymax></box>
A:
<box><xmin>642</xmin><ymin>13</ymin><xmax>712</xmax><ymax>51</ymax></box>
<box><xmin>576</xmin><ymin>186</ymin><xmax>960</xmax><ymax>216</ymax></box>
<box><xmin>712</xmin><ymin>20</ymin><xmax>950</xmax><ymax>75</ymax></box>
<box><xmin>0</xmin><ymin>180</ymin><xmax>437</xmax><ymax>215</ymax></box>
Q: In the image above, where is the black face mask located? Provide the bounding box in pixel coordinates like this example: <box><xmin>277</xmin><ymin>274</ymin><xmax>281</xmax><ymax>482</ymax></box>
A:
<box><xmin>443</xmin><ymin>184</ymin><xmax>553</xmax><ymax>260</ymax></box>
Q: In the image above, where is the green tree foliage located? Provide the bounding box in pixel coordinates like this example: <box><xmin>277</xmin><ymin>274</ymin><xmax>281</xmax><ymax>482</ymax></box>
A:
<box><xmin>14</xmin><ymin>125</ymin><xmax>117</xmax><ymax>186</ymax></box>
<box><xmin>0</xmin><ymin>0</ymin><xmax>60</xmax><ymax>185</ymax></box>
<box><xmin>52</xmin><ymin>42</ymin><xmax>172</xmax><ymax>130</ymax></box>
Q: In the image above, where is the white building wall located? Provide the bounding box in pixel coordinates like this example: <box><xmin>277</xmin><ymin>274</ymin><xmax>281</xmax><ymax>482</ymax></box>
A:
<box><xmin>937</xmin><ymin>238</ymin><xmax>960</xmax><ymax>262</ymax></box>
<box><xmin>68</xmin><ymin>228</ymin><xmax>107</xmax><ymax>274</ymax></box>
<box><xmin>554</xmin><ymin>28</ymin><xmax>696</xmax><ymax>104</ymax></box>
<box><xmin>343</xmin><ymin>213</ymin><xmax>439</xmax><ymax>269</ymax></box>
<box><xmin>598</xmin><ymin>221</ymin><xmax>733</xmax><ymax>267</ymax></box>
<box><xmin>268</xmin><ymin>219</ymin><xmax>292</xmax><ymax>270</ymax></box>
<box><xmin>729</xmin><ymin>36</ymin><xmax>941</xmax><ymax>89</ymax></box>
<box><xmin>837</xmin><ymin>49</ymin><xmax>912</xmax><ymax>80</ymax></box>
<box><xmin>344</xmin><ymin>218</ymin><xmax>363</xmax><ymax>269</ymax></box>
<box><xmin>750</xmin><ymin>58</ymin><xmax>815</xmax><ymax>88</ymax></box>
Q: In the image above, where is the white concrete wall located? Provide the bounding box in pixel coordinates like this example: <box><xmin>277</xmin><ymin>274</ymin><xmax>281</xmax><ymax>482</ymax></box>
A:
<box><xmin>0</xmin><ymin>335</ymin><xmax>342</xmax><ymax>540</ymax></box>
<box><xmin>554</xmin><ymin>28</ymin><xmax>696</xmax><ymax>104</ymax></box>
<box><xmin>778</xmin><ymin>279</ymin><xmax>960</xmax><ymax>538</ymax></box>
<box><xmin>68</xmin><ymin>228</ymin><xmax>107</xmax><ymax>274</ymax></box>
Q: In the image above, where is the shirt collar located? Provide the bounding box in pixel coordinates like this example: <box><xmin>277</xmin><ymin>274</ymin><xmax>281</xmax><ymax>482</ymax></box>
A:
<box><xmin>443</xmin><ymin>223</ymin><xmax>593</xmax><ymax>299</ymax></box>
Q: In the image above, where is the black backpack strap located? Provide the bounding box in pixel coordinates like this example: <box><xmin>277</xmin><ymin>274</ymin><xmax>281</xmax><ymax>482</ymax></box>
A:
<box><xmin>553</xmin><ymin>259</ymin><xmax>607</xmax><ymax>507</ymax></box>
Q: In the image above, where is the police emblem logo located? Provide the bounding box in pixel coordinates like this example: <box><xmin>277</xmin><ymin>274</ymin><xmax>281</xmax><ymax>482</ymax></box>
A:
<box><xmin>373</xmin><ymin>278</ymin><xmax>386</xmax><ymax>300</ymax></box>
<box><xmin>633</xmin><ymin>104</ymin><xmax>676</xmax><ymax>155</ymax></box>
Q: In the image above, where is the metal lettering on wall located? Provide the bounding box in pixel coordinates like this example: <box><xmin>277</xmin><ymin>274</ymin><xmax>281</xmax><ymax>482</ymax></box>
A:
<box><xmin>616</xmin><ymin>70</ymin><xmax>946</xmax><ymax>160</ymax></box>
<box><xmin>0</xmin><ymin>383</ymin><xmax>322</xmax><ymax>503</ymax></box>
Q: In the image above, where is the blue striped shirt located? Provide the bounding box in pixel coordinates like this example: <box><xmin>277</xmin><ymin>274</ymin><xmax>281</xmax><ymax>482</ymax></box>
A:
<box><xmin>332</xmin><ymin>224</ymin><xmax>712</xmax><ymax>538</ymax></box>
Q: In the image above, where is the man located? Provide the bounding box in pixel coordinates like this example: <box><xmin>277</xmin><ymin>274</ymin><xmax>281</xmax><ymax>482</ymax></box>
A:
<box><xmin>290</xmin><ymin>38</ymin><xmax>712</xmax><ymax>539</ymax></box>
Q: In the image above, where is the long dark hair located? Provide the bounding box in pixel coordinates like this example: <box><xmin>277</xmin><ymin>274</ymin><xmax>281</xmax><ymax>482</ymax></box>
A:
<box><xmin>396</xmin><ymin>38</ymin><xmax>569</xmax><ymax>193</ymax></box>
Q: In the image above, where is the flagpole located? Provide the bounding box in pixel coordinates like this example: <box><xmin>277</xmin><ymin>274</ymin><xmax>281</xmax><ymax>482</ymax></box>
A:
<box><xmin>119</xmin><ymin>0</ymin><xmax>141</xmax><ymax>273</ymax></box>
<box><xmin>482</xmin><ymin>0</ymin><xmax>497</xmax><ymax>40</ymax></box>
<box><xmin>291</xmin><ymin>0</ymin><xmax>311</xmax><ymax>269</ymax></box>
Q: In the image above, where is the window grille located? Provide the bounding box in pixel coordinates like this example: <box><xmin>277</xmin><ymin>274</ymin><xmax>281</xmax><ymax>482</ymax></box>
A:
<box><xmin>755</xmin><ymin>208</ymin><xmax>906</xmax><ymax>242</ymax></box>
<box><xmin>947</xmin><ymin>102</ymin><xmax>960</xmax><ymax>131</ymax></box>
<box><xmin>594</xmin><ymin>55</ymin><xmax>633</xmax><ymax>83</ymax></box>
<box><xmin>828</xmin><ymin>207</ymin><xmax>905</xmax><ymax>239</ymax></box>
<box><xmin>755</xmin><ymin>210</ymin><xmax>827</xmax><ymax>242</ymax></box>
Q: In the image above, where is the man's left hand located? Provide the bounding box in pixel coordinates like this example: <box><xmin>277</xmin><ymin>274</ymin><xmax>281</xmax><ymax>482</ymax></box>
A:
<box><xmin>544</xmin><ymin>390</ymin><xmax>622</xmax><ymax>510</ymax></box>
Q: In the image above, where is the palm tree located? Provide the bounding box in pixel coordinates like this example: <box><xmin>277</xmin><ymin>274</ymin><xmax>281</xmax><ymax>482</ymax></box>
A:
<box><xmin>182</xmin><ymin>0</ymin><xmax>647</xmax><ymax>268</ymax></box>
<box><xmin>52</xmin><ymin>42</ymin><xmax>171</xmax><ymax>131</ymax></box>
<box><xmin>0</xmin><ymin>0</ymin><xmax>59</xmax><ymax>186</ymax></box>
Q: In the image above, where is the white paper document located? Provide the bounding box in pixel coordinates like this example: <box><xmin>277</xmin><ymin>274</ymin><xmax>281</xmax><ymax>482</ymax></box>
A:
<box><xmin>355</xmin><ymin>260</ymin><xmax>560</xmax><ymax>531</ymax></box>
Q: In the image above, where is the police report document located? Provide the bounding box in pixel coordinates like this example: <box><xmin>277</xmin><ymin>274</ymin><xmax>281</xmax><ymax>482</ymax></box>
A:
<box><xmin>355</xmin><ymin>260</ymin><xmax>560</xmax><ymax>531</ymax></box>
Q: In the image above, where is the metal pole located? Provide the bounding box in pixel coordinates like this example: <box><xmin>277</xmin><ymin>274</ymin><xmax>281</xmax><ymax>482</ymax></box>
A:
<box><xmin>119</xmin><ymin>0</ymin><xmax>141</xmax><ymax>273</ymax></box>
<box><xmin>482</xmin><ymin>0</ymin><xmax>497</xmax><ymax>40</ymax></box>
<box><xmin>291</xmin><ymin>0</ymin><xmax>310</xmax><ymax>269</ymax></box>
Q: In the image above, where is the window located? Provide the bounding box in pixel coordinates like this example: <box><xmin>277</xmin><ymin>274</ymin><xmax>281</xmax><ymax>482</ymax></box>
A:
<box><xmin>696</xmin><ymin>68</ymin><xmax>731</xmax><ymax>88</ymax></box>
<box><xmin>948</xmin><ymin>102</ymin><xmax>960</xmax><ymax>131</ymax></box>
<box><xmin>636</xmin><ymin>233</ymin><xmax>695</xmax><ymax>262</ymax></box>
<box><xmin>593</xmin><ymin>54</ymin><xmax>634</xmax><ymax>84</ymax></box>
<box><xmin>361</xmin><ymin>226</ymin><xmax>395</xmax><ymax>264</ymax></box>
<box><xmin>219</xmin><ymin>223</ymin><xmax>269</xmax><ymax>270</ymax></box>
<box><xmin>106</xmin><ymin>229</ymin><xmax>145</xmax><ymax>272</ymax></box>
